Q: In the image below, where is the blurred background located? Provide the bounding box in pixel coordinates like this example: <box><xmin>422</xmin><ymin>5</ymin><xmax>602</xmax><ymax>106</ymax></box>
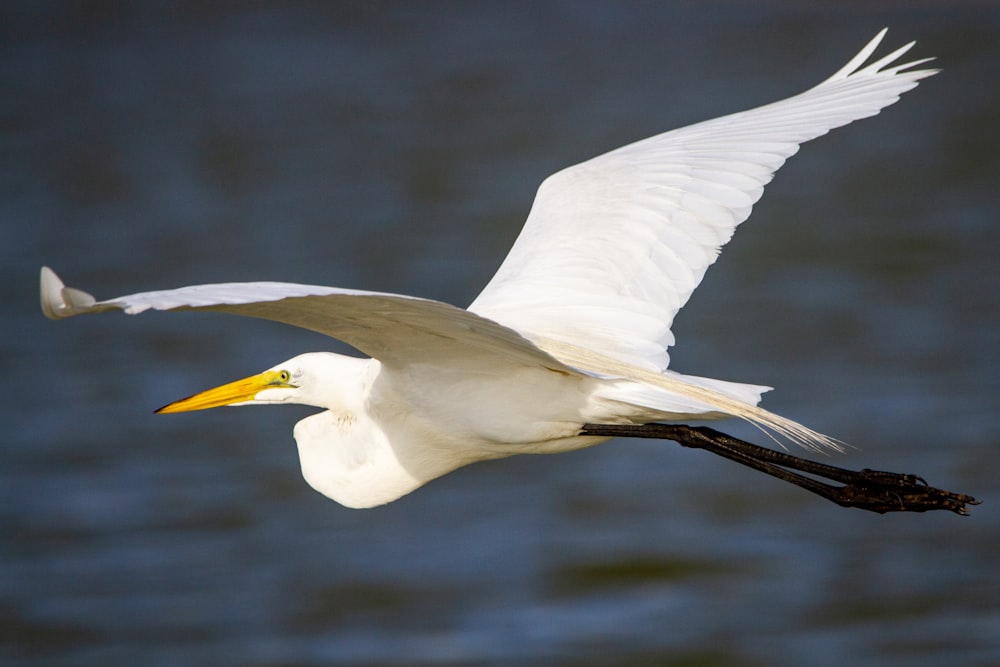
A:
<box><xmin>3</xmin><ymin>2</ymin><xmax>999</xmax><ymax>665</ymax></box>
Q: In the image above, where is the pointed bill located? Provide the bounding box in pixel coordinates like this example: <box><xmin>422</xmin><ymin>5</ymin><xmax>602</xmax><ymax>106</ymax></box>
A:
<box><xmin>156</xmin><ymin>370</ymin><xmax>294</xmax><ymax>413</ymax></box>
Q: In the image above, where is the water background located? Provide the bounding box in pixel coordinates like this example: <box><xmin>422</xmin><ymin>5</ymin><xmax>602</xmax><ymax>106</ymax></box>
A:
<box><xmin>4</xmin><ymin>3</ymin><xmax>999</xmax><ymax>665</ymax></box>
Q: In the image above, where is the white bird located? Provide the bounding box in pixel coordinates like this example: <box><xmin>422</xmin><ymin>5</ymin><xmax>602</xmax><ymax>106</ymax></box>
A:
<box><xmin>41</xmin><ymin>30</ymin><xmax>938</xmax><ymax>509</ymax></box>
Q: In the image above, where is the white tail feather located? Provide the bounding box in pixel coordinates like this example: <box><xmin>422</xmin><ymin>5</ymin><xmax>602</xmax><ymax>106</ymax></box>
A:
<box><xmin>536</xmin><ymin>337</ymin><xmax>844</xmax><ymax>454</ymax></box>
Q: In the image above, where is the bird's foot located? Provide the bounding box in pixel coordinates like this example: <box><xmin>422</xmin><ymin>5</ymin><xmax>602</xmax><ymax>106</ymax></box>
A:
<box><xmin>836</xmin><ymin>468</ymin><xmax>981</xmax><ymax>516</ymax></box>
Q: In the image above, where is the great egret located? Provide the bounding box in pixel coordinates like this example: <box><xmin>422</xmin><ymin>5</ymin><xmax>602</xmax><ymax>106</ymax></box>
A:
<box><xmin>40</xmin><ymin>30</ymin><xmax>978</xmax><ymax>514</ymax></box>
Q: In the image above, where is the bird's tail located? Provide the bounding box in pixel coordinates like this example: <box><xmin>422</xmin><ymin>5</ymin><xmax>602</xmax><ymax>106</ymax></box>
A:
<box><xmin>538</xmin><ymin>337</ymin><xmax>844</xmax><ymax>454</ymax></box>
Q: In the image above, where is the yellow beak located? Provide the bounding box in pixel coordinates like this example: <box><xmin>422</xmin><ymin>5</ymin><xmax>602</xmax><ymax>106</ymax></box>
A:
<box><xmin>155</xmin><ymin>370</ymin><xmax>295</xmax><ymax>414</ymax></box>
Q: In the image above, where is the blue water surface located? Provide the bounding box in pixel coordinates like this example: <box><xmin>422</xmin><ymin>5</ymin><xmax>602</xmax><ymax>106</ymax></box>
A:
<box><xmin>3</xmin><ymin>3</ymin><xmax>999</xmax><ymax>665</ymax></box>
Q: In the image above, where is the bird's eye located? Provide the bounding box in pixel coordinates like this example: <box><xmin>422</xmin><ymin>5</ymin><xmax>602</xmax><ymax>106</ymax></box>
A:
<box><xmin>267</xmin><ymin>370</ymin><xmax>292</xmax><ymax>386</ymax></box>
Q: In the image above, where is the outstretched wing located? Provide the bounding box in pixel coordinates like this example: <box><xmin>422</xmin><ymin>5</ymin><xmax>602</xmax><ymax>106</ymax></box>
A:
<box><xmin>469</xmin><ymin>29</ymin><xmax>937</xmax><ymax>371</ymax></box>
<box><xmin>39</xmin><ymin>267</ymin><xmax>568</xmax><ymax>373</ymax></box>
<box><xmin>39</xmin><ymin>266</ymin><xmax>843</xmax><ymax>451</ymax></box>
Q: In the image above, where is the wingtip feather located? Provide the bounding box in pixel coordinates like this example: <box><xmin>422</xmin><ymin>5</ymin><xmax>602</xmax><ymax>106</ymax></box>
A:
<box><xmin>40</xmin><ymin>266</ymin><xmax>98</xmax><ymax>319</ymax></box>
<box><xmin>820</xmin><ymin>28</ymin><xmax>936</xmax><ymax>86</ymax></box>
<box><xmin>823</xmin><ymin>28</ymin><xmax>889</xmax><ymax>83</ymax></box>
<box><xmin>40</xmin><ymin>266</ymin><xmax>67</xmax><ymax>319</ymax></box>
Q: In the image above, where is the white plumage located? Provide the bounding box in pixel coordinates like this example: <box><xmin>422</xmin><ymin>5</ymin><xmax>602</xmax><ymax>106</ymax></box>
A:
<box><xmin>41</xmin><ymin>30</ymin><xmax>936</xmax><ymax>508</ymax></box>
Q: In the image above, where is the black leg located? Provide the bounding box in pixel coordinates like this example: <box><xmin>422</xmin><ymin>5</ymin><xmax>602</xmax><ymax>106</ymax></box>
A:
<box><xmin>579</xmin><ymin>423</ymin><xmax>979</xmax><ymax>516</ymax></box>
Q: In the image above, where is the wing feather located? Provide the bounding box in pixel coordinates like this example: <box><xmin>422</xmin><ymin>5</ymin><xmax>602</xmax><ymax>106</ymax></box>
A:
<box><xmin>39</xmin><ymin>267</ymin><xmax>565</xmax><ymax>372</ymax></box>
<box><xmin>469</xmin><ymin>30</ymin><xmax>937</xmax><ymax>371</ymax></box>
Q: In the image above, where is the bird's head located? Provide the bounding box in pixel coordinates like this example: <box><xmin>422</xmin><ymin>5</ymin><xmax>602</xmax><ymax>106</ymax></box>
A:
<box><xmin>154</xmin><ymin>352</ymin><xmax>370</xmax><ymax>414</ymax></box>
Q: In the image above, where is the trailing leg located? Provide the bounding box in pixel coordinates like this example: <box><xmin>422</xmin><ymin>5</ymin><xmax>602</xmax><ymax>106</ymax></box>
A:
<box><xmin>579</xmin><ymin>423</ymin><xmax>979</xmax><ymax>515</ymax></box>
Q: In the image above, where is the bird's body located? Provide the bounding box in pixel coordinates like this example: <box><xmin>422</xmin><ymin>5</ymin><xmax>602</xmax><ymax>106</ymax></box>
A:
<box><xmin>41</xmin><ymin>30</ymin><xmax>938</xmax><ymax>508</ymax></box>
<box><xmin>287</xmin><ymin>353</ymin><xmax>605</xmax><ymax>507</ymax></box>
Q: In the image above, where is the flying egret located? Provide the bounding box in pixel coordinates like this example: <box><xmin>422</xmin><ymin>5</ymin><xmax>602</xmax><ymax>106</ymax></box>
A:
<box><xmin>40</xmin><ymin>30</ymin><xmax>978</xmax><ymax>514</ymax></box>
